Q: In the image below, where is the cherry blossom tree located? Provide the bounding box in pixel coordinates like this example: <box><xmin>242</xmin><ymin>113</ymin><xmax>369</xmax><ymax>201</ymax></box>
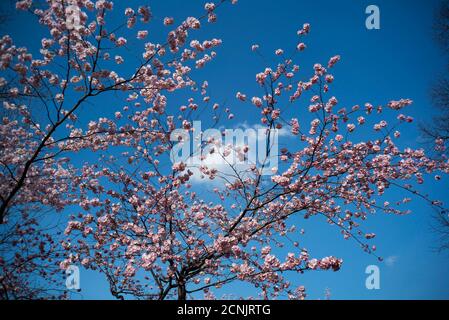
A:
<box><xmin>1</xmin><ymin>0</ymin><xmax>448</xmax><ymax>300</ymax></box>
<box><xmin>0</xmin><ymin>207</ymin><xmax>71</xmax><ymax>299</ymax></box>
<box><xmin>0</xmin><ymin>0</ymin><xmax>234</xmax><ymax>298</ymax></box>
<box><xmin>61</xmin><ymin>23</ymin><xmax>448</xmax><ymax>299</ymax></box>
<box><xmin>0</xmin><ymin>0</ymin><xmax>229</xmax><ymax>223</ymax></box>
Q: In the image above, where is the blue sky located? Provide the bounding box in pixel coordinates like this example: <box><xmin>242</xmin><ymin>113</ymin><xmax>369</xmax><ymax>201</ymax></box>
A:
<box><xmin>2</xmin><ymin>0</ymin><xmax>449</xmax><ymax>299</ymax></box>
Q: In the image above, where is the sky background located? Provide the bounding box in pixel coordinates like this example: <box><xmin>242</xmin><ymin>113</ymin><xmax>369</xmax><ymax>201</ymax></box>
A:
<box><xmin>2</xmin><ymin>0</ymin><xmax>449</xmax><ymax>299</ymax></box>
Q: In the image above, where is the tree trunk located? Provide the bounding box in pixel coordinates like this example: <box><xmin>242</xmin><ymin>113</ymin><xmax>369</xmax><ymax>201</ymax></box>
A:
<box><xmin>177</xmin><ymin>281</ymin><xmax>186</xmax><ymax>300</ymax></box>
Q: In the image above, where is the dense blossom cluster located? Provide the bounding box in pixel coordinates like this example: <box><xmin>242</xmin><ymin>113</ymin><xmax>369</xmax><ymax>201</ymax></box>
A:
<box><xmin>0</xmin><ymin>0</ymin><xmax>448</xmax><ymax>300</ymax></box>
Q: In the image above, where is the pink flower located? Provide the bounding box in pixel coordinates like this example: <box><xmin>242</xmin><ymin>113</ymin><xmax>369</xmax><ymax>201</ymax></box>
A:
<box><xmin>347</xmin><ymin>123</ymin><xmax>355</xmax><ymax>132</ymax></box>
<box><xmin>275</xmin><ymin>49</ymin><xmax>284</xmax><ymax>56</ymax></box>
<box><xmin>297</xmin><ymin>23</ymin><xmax>311</xmax><ymax>36</ymax></box>
<box><xmin>328</xmin><ymin>55</ymin><xmax>341</xmax><ymax>68</ymax></box>
<box><xmin>137</xmin><ymin>30</ymin><xmax>148</xmax><ymax>39</ymax></box>
<box><xmin>124</xmin><ymin>264</ymin><xmax>136</xmax><ymax>277</ymax></box>
<box><xmin>186</xmin><ymin>17</ymin><xmax>201</xmax><ymax>29</ymax></box>
<box><xmin>205</xmin><ymin>2</ymin><xmax>216</xmax><ymax>11</ymax></box>
<box><xmin>251</xmin><ymin>96</ymin><xmax>263</xmax><ymax>107</ymax></box>
<box><xmin>388</xmin><ymin>99</ymin><xmax>412</xmax><ymax>110</ymax></box>
<box><xmin>172</xmin><ymin>162</ymin><xmax>186</xmax><ymax>172</ymax></box>
<box><xmin>357</xmin><ymin>116</ymin><xmax>365</xmax><ymax>125</ymax></box>
<box><xmin>163</xmin><ymin>17</ymin><xmax>174</xmax><ymax>26</ymax></box>
<box><xmin>115</xmin><ymin>37</ymin><xmax>127</xmax><ymax>47</ymax></box>
<box><xmin>271</xmin><ymin>175</ymin><xmax>290</xmax><ymax>186</ymax></box>
<box><xmin>236</xmin><ymin>92</ymin><xmax>246</xmax><ymax>101</ymax></box>
<box><xmin>115</xmin><ymin>55</ymin><xmax>124</xmax><ymax>64</ymax></box>
<box><xmin>16</xmin><ymin>0</ymin><xmax>32</xmax><ymax>10</ymax></box>
<box><xmin>297</xmin><ymin>42</ymin><xmax>306</xmax><ymax>51</ymax></box>
<box><xmin>138</xmin><ymin>6</ymin><xmax>151</xmax><ymax>22</ymax></box>
<box><xmin>291</xmin><ymin>118</ymin><xmax>300</xmax><ymax>135</ymax></box>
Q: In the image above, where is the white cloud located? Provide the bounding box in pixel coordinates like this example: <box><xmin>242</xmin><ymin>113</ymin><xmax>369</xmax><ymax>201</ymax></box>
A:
<box><xmin>175</xmin><ymin>122</ymin><xmax>293</xmax><ymax>186</ymax></box>
<box><xmin>384</xmin><ymin>255</ymin><xmax>398</xmax><ymax>267</ymax></box>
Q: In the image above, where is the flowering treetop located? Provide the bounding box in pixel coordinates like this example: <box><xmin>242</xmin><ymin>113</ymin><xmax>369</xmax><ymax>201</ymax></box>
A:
<box><xmin>0</xmin><ymin>0</ymin><xmax>448</xmax><ymax>300</ymax></box>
